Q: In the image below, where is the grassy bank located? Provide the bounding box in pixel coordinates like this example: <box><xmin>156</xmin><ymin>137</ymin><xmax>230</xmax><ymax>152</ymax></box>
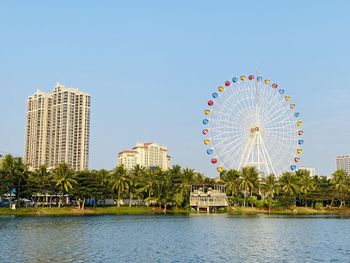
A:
<box><xmin>0</xmin><ymin>206</ymin><xmax>168</xmax><ymax>216</ymax></box>
<box><xmin>1</xmin><ymin>206</ymin><xmax>350</xmax><ymax>216</ymax></box>
<box><xmin>228</xmin><ymin>206</ymin><xmax>350</xmax><ymax>215</ymax></box>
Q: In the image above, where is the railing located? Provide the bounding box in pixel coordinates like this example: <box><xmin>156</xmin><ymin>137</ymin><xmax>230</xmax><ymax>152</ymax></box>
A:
<box><xmin>190</xmin><ymin>196</ymin><xmax>228</xmax><ymax>207</ymax></box>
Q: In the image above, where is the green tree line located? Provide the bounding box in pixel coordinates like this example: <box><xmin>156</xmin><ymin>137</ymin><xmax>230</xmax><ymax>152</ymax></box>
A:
<box><xmin>1</xmin><ymin>154</ymin><xmax>350</xmax><ymax>211</ymax></box>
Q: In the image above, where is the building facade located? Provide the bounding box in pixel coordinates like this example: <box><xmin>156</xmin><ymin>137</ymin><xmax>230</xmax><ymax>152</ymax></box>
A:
<box><xmin>298</xmin><ymin>167</ymin><xmax>316</xmax><ymax>177</ymax></box>
<box><xmin>118</xmin><ymin>142</ymin><xmax>171</xmax><ymax>170</ymax></box>
<box><xmin>25</xmin><ymin>82</ymin><xmax>90</xmax><ymax>170</ymax></box>
<box><xmin>336</xmin><ymin>155</ymin><xmax>350</xmax><ymax>175</ymax></box>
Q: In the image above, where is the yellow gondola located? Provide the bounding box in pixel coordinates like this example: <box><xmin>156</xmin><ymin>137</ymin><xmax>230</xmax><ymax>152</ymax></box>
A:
<box><xmin>264</xmin><ymin>79</ymin><xmax>270</xmax><ymax>85</ymax></box>
<box><xmin>204</xmin><ymin>109</ymin><xmax>211</xmax><ymax>115</ymax></box>
<box><xmin>240</xmin><ymin>75</ymin><xmax>246</xmax><ymax>81</ymax></box>
<box><xmin>218</xmin><ymin>86</ymin><xmax>224</xmax><ymax>92</ymax></box>
<box><xmin>204</xmin><ymin>139</ymin><xmax>210</xmax><ymax>145</ymax></box>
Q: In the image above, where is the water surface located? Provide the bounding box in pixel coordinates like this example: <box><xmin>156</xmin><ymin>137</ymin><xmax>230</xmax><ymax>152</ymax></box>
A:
<box><xmin>0</xmin><ymin>214</ymin><xmax>349</xmax><ymax>262</ymax></box>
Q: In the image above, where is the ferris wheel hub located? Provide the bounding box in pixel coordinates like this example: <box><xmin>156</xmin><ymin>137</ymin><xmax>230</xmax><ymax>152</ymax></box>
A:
<box><xmin>250</xmin><ymin>127</ymin><xmax>260</xmax><ymax>133</ymax></box>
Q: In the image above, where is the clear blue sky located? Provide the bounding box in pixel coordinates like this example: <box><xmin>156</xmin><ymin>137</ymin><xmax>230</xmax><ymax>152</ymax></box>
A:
<box><xmin>1</xmin><ymin>1</ymin><xmax>349</xmax><ymax>176</ymax></box>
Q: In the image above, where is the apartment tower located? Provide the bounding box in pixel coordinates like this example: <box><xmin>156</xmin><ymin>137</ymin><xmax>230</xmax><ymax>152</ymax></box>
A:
<box><xmin>336</xmin><ymin>155</ymin><xmax>350</xmax><ymax>175</ymax></box>
<box><xmin>25</xmin><ymin>82</ymin><xmax>90</xmax><ymax>170</ymax></box>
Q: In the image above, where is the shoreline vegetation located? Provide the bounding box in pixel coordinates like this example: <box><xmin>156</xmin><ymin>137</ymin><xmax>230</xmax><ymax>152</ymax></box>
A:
<box><xmin>2</xmin><ymin>206</ymin><xmax>350</xmax><ymax>217</ymax></box>
<box><xmin>1</xmin><ymin>154</ymin><xmax>350</xmax><ymax>216</ymax></box>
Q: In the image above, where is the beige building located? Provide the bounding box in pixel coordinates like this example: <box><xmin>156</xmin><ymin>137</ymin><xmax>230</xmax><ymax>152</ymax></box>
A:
<box><xmin>25</xmin><ymin>82</ymin><xmax>90</xmax><ymax>170</ymax></box>
<box><xmin>118</xmin><ymin>142</ymin><xmax>171</xmax><ymax>170</ymax></box>
<box><xmin>299</xmin><ymin>167</ymin><xmax>316</xmax><ymax>177</ymax></box>
<box><xmin>336</xmin><ymin>155</ymin><xmax>350</xmax><ymax>175</ymax></box>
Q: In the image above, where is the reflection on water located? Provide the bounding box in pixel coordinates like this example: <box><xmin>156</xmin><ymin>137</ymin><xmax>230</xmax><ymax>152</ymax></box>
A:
<box><xmin>0</xmin><ymin>214</ymin><xmax>349</xmax><ymax>262</ymax></box>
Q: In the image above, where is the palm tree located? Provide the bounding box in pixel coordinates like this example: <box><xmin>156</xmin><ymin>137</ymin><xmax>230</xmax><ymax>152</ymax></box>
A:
<box><xmin>279</xmin><ymin>172</ymin><xmax>300</xmax><ymax>208</ymax></box>
<box><xmin>139</xmin><ymin>168</ymin><xmax>156</xmax><ymax>206</ymax></box>
<box><xmin>238</xmin><ymin>167</ymin><xmax>259</xmax><ymax>206</ymax></box>
<box><xmin>110</xmin><ymin>165</ymin><xmax>129</xmax><ymax>207</ymax></box>
<box><xmin>331</xmin><ymin>170</ymin><xmax>350</xmax><ymax>207</ymax></box>
<box><xmin>126</xmin><ymin>165</ymin><xmax>145</xmax><ymax>207</ymax></box>
<box><xmin>158</xmin><ymin>170</ymin><xmax>175</xmax><ymax>211</ymax></box>
<box><xmin>297</xmin><ymin>169</ymin><xmax>315</xmax><ymax>207</ymax></box>
<box><xmin>178</xmin><ymin>168</ymin><xmax>196</xmax><ymax>207</ymax></box>
<box><xmin>221</xmin><ymin>169</ymin><xmax>240</xmax><ymax>204</ymax></box>
<box><xmin>260</xmin><ymin>174</ymin><xmax>277</xmax><ymax>214</ymax></box>
<box><xmin>52</xmin><ymin>163</ymin><xmax>77</xmax><ymax>207</ymax></box>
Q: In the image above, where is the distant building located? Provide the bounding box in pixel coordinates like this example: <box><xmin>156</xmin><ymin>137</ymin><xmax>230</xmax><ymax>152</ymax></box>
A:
<box><xmin>24</xmin><ymin>82</ymin><xmax>91</xmax><ymax>171</ymax></box>
<box><xmin>336</xmin><ymin>155</ymin><xmax>350</xmax><ymax>174</ymax></box>
<box><xmin>118</xmin><ymin>142</ymin><xmax>171</xmax><ymax>170</ymax></box>
<box><xmin>299</xmin><ymin>167</ymin><xmax>316</xmax><ymax>177</ymax></box>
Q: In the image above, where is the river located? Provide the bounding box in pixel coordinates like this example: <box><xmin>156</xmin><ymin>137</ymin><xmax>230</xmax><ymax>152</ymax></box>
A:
<box><xmin>0</xmin><ymin>214</ymin><xmax>349</xmax><ymax>262</ymax></box>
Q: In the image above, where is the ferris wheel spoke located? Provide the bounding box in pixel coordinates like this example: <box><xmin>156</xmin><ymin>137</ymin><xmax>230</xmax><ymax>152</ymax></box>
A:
<box><xmin>211</xmin><ymin>131</ymin><xmax>249</xmax><ymax>142</ymax></box>
<box><xmin>210</xmin><ymin>125</ymin><xmax>248</xmax><ymax>133</ymax></box>
<box><xmin>214</xmin><ymin>134</ymin><xmax>246</xmax><ymax>154</ymax></box>
<box><xmin>213</xmin><ymin>133</ymin><xmax>247</xmax><ymax>150</ymax></box>
<box><xmin>258</xmin><ymin>85</ymin><xmax>278</xmax><ymax>118</ymax></box>
<box><xmin>216</xmin><ymin>141</ymin><xmax>245</xmax><ymax>165</ymax></box>
<box><xmin>260</xmin><ymin>94</ymin><xmax>288</xmax><ymax>122</ymax></box>
<box><xmin>264</xmin><ymin>107</ymin><xmax>294</xmax><ymax>127</ymax></box>
<box><xmin>265</xmin><ymin>121</ymin><xmax>296</xmax><ymax>130</ymax></box>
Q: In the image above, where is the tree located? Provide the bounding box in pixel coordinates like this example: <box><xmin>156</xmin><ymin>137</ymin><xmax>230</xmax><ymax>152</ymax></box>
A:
<box><xmin>260</xmin><ymin>174</ymin><xmax>277</xmax><ymax>214</ymax></box>
<box><xmin>278</xmin><ymin>172</ymin><xmax>300</xmax><ymax>208</ymax></box>
<box><xmin>238</xmin><ymin>167</ymin><xmax>259</xmax><ymax>207</ymax></box>
<box><xmin>331</xmin><ymin>170</ymin><xmax>350</xmax><ymax>207</ymax></box>
<box><xmin>52</xmin><ymin>163</ymin><xmax>77</xmax><ymax>207</ymax></box>
<box><xmin>0</xmin><ymin>155</ymin><xmax>28</xmax><ymax>207</ymax></box>
<box><xmin>139</xmin><ymin>168</ymin><xmax>157</xmax><ymax>207</ymax></box>
<box><xmin>221</xmin><ymin>169</ymin><xmax>240</xmax><ymax>205</ymax></box>
<box><xmin>29</xmin><ymin>165</ymin><xmax>52</xmax><ymax>206</ymax></box>
<box><xmin>74</xmin><ymin>170</ymin><xmax>99</xmax><ymax>209</ymax></box>
<box><xmin>158</xmin><ymin>170</ymin><xmax>175</xmax><ymax>211</ymax></box>
<box><xmin>95</xmin><ymin>169</ymin><xmax>111</xmax><ymax>206</ymax></box>
<box><xmin>110</xmin><ymin>165</ymin><xmax>129</xmax><ymax>207</ymax></box>
<box><xmin>178</xmin><ymin>168</ymin><xmax>196</xmax><ymax>207</ymax></box>
<box><xmin>0</xmin><ymin>161</ymin><xmax>12</xmax><ymax>198</ymax></box>
<box><xmin>297</xmin><ymin>169</ymin><xmax>315</xmax><ymax>207</ymax></box>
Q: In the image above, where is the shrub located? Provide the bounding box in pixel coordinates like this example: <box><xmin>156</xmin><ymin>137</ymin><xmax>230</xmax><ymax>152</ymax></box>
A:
<box><xmin>315</xmin><ymin>202</ymin><xmax>323</xmax><ymax>210</ymax></box>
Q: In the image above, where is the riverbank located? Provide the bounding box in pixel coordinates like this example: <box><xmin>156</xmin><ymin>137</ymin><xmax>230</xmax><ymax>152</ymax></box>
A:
<box><xmin>228</xmin><ymin>206</ymin><xmax>350</xmax><ymax>215</ymax></box>
<box><xmin>1</xmin><ymin>206</ymin><xmax>350</xmax><ymax>216</ymax></box>
<box><xmin>0</xmin><ymin>207</ymin><xmax>170</xmax><ymax>216</ymax></box>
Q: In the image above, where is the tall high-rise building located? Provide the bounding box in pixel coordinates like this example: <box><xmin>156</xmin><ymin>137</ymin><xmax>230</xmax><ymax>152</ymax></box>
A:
<box><xmin>25</xmin><ymin>82</ymin><xmax>91</xmax><ymax>170</ymax></box>
<box><xmin>336</xmin><ymin>155</ymin><xmax>350</xmax><ymax>174</ymax></box>
<box><xmin>118</xmin><ymin>142</ymin><xmax>171</xmax><ymax>170</ymax></box>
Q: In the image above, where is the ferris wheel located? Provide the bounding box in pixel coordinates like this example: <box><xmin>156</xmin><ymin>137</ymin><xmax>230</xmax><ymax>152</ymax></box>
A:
<box><xmin>202</xmin><ymin>74</ymin><xmax>304</xmax><ymax>176</ymax></box>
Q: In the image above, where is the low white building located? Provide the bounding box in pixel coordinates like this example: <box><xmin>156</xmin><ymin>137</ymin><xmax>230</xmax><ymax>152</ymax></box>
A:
<box><xmin>117</xmin><ymin>142</ymin><xmax>171</xmax><ymax>170</ymax></box>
